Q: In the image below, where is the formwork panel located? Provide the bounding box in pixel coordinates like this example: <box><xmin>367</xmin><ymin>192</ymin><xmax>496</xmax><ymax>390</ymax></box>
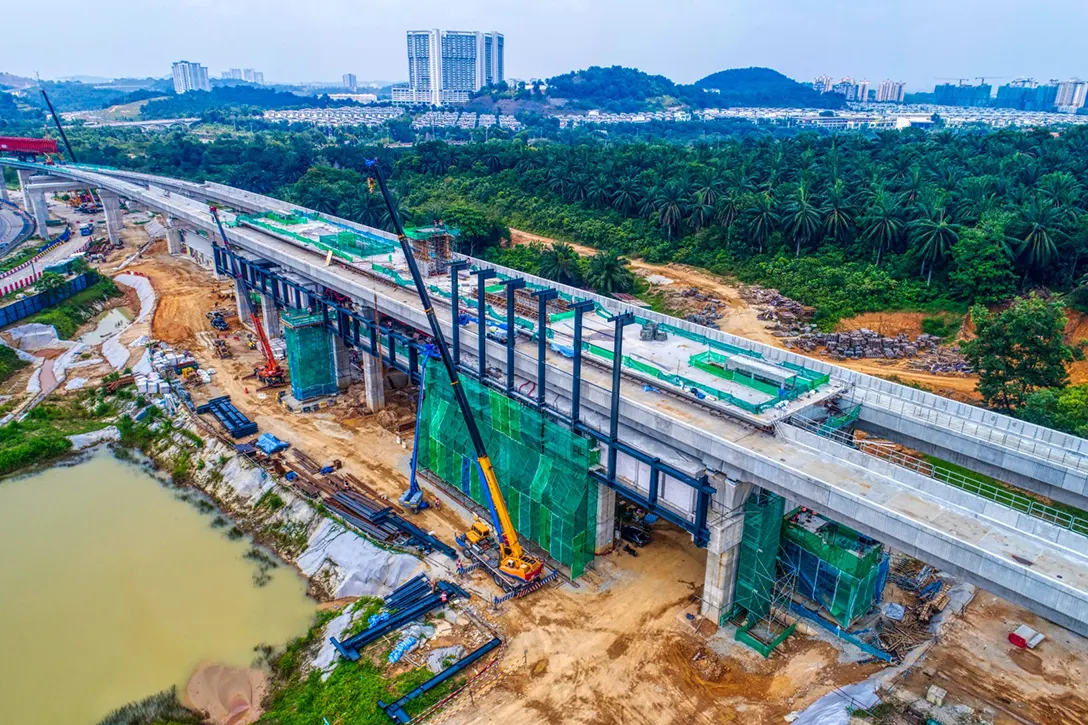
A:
<box><xmin>417</xmin><ymin>364</ymin><xmax>599</xmax><ymax>578</ymax></box>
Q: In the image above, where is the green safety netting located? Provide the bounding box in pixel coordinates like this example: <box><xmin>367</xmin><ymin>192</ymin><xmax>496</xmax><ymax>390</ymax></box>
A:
<box><xmin>778</xmin><ymin>513</ymin><xmax>886</xmax><ymax>628</ymax></box>
<box><xmin>731</xmin><ymin>490</ymin><xmax>786</xmax><ymax>626</ymax></box>
<box><xmin>416</xmin><ymin>363</ymin><xmax>599</xmax><ymax>578</ymax></box>
<box><xmin>282</xmin><ymin>308</ymin><xmax>338</xmax><ymax>401</ymax></box>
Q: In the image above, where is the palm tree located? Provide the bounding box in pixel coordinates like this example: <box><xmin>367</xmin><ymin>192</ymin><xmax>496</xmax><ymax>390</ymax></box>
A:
<box><xmin>785</xmin><ymin>186</ymin><xmax>824</xmax><ymax>257</ymax></box>
<box><xmin>586</xmin><ymin>251</ymin><xmax>635</xmax><ymax>296</ymax></box>
<box><xmin>1017</xmin><ymin>197</ymin><xmax>1066</xmax><ymax>278</ymax></box>
<box><xmin>744</xmin><ymin>193</ymin><xmax>778</xmax><ymax>254</ymax></box>
<box><xmin>861</xmin><ymin>193</ymin><xmax>903</xmax><ymax>266</ymax></box>
<box><xmin>538</xmin><ymin>242</ymin><xmax>583</xmax><ymax>286</ymax></box>
<box><xmin>652</xmin><ymin>182</ymin><xmax>690</xmax><ymax>240</ymax></box>
<box><xmin>910</xmin><ymin>211</ymin><xmax>960</xmax><ymax>285</ymax></box>
<box><xmin>823</xmin><ymin>180</ymin><xmax>855</xmax><ymax>244</ymax></box>
<box><xmin>611</xmin><ymin>177</ymin><xmax>643</xmax><ymax>216</ymax></box>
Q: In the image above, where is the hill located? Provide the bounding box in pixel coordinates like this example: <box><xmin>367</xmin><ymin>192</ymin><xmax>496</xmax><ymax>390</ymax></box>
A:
<box><xmin>693</xmin><ymin>67</ymin><xmax>844</xmax><ymax>109</ymax></box>
<box><xmin>545</xmin><ymin>66</ymin><xmax>682</xmax><ymax>112</ymax></box>
<box><xmin>474</xmin><ymin>65</ymin><xmax>846</xmax><ymax>114</ymax></box>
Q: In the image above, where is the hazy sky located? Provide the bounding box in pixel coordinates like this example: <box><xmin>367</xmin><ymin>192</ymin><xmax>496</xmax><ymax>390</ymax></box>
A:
<box><xmin>4</xmin><ymin>1</ymin><xmax>1085</xmax><ymax>90</ymax></box>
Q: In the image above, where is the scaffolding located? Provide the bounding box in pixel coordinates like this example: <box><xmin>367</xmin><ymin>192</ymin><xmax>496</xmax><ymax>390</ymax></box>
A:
<box><xmin>779</xmin><ymin>509</ymin><xmax>888</xmax><ymax>629</ymax></box>
<box><xmin>281</xmin><ymin>308</ymin><xmax>338</xmax><ymax>401</ymax></box>
<box><xmin>730</xmin><ymin>489</ymin><xmax>797</xmax><ymax>657</ymax></box>
<box><xmin>404</xmin><ymin>226</ymin><xmax>455</xmax><ymax>277</ymax></box>
<box><xmin>415</xmin><ymin>364</ymin><xmax>599</xmax><ymax>578</ymax></box>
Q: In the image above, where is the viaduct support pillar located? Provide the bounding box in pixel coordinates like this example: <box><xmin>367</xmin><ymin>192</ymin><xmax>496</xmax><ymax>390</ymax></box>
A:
<box><xmin>233</xmin><ymin>276</ymin><xmax>249</xmax><ymax>326</ymax></box>
<box><xmin>331</xmin><ymin>334</ymin><xmax>352</xmax><ymax>392</ymax></box>
<box><xmin>595</xmin><ymin>482</ymin><xmax>617</xmax><ymax>554</ymax></box>
<box><xmin>164</xmin><ymin>216</ymin><xmax>183</xmax><ymax>255</ymax></box>
<box><xmin>260</xmin><ymin>291</ymin><xmax>281</xmax><ymax>340</ymax></box>
<box><xmin>0</xmin><ymin>169</ymin><xmax>9</xmax><ymax>202</ymax></box>
<box><xmin>700</xmin><ymin>475</ymin><xmax>753</xmax><ymax>626</ymax></box>
<box><xmin>30</xmin><ymin>191</ymin><xmax>49</xmax><ymax>241</ymax></box>
<box><xmin>99</xmin><ymin>191</ymin><xmax>123</xmax><ymax>247</ymax></box>
<box><xmin>362</xmin><ymin>349</ymin><xmax>385</xmax><ymax>412</ymax></box>
<box><xmin>16</xmin><ymin>170</ymin><xmax>33</xmax><ymax>214</ymax></box>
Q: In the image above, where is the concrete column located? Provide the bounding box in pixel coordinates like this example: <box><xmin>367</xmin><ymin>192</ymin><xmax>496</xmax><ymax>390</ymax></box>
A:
<box><xmin>164</xmin><ymin>216</ymin><xmax>182</xmax><ymax>255</ymax></box>
<box><xmin>16</xmin><ymin>170</ymin><xmax>33</xmax><ymax>215</ymax></box>
<box><xmin>362</xmin><ymin>349</ymin><xmax>385</xmax><ymax>412</ymax></box>
<box><xmin>99</xmin><ymin>190</ymin><xmax>123</xmax><ymax>247</ymax></box>
<box><xmin>331</xmin><ymin>334</ymin><xmax>352</xmax><ymax>392</ymax></box>
<box><xmin>260</xmin><ymin>291</ymin><xmax>281</xmax><ymax>340</ymax></box>
<box><xmin>699</xmin><ymin>475</ymin><xmax>753</xmax><ymax>627</ymax></box>
<box><xmin>0</xmin><ymin>168</ymin><xmax>9</xmax><ymax>202</ymax></box>
<box><xmin>234</xmin><ymin>276</ymin><xmax>249</xmax><ymax>325</ymax></box>
<box><xmin>30</xmin><ymin>191</ymin><xmax>49</xmax><ymax>241</ymax></box>
<box><xmin>595</xmin><ymin>481</ymin><xmax>617</xmax><ymax>554</ymax></box>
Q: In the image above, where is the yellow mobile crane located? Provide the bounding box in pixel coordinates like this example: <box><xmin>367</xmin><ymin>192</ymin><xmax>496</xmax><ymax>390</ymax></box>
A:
<box><xmin>365</xmin><ymin>160</ymin><xmax>544</xmax><ymax>583</ymax></box>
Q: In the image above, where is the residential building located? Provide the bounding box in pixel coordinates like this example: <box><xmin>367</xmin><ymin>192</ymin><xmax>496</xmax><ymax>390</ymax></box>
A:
<box><xmin>934</xmin><ymin>82</ymin><xmax>992</xmax><ymax>107</ymax></box>
<box><xmin>243</xmin><ymin>69</ymin><xmax>264</xmax><ymax>85</ymax></box>
<box><xmin>996</xmin><ymin>79</ymin><xmax>1060</xmax><ymax>111</ymax></box>
<box><xmin>1055</xmin><ymin>79</ymin><xmax>1088</xmax><ymax>113</ymax></box>
<box><xmin>393</xmin><ymin>29</ymin><xmax>504</xmax><ymax>105</ymax></box>
<box><xmin>343</xmin><ymin>73</ymin><xmax>358</xmax><ymax>91</ymax></box>
<box><xmin>171</xmin><ymin>61</ymin><xmax>210</xmax><ymax>93</ymax></box>
<box><xmin>830</xmin><ymin>77</ymin><xmax>869</xmax><ymax>102</ymax></box>
<box><xmin>228</xmin><ymin>68</ymin><xmax>243</xmax><ymax>80</ymax></box>
<box><xmin>875</xmin><ymin>80</ymin><xmax>906</xmax><ymax>103</ymax></box>
<box><xmin>812</xmin><ymin>75</ymin><xmax>833</xmax><ymax>94</ymax></box>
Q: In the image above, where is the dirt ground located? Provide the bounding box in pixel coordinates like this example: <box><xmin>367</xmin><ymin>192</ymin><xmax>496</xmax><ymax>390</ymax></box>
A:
<box><xmin>899</xmin><ymin>591</ymin><xmax>1088</xmax><ymax>725</ymax></box>
<box><xmin>449</xmin><ymin>525</ymin><xmax>882</xmax><ymax>725</ymax></box>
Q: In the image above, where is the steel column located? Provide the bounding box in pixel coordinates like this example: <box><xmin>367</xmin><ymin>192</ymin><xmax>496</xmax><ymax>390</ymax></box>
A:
<box><xmin>569</xmin><ymin>300</ymin><xmax>596</xmax><ymax>427</ymax></box>
<box><xmin>471</xmin><ymin>268</ymin><xmax>495</xmax><ymax>380</ymax></box>
<box><xmin>608</xmin><ymin>313</ymin><xmax>636</xmax><ymax>483</ymax></box>
<box><xmin>532</xmin><ymin>289</ymin><xmax>558</xmax><ymax>409</ymax></box>
<box><xmin>449</xmin><ymin>260</ymin><xmax>468</xmax><ymax>368</ymax></box>
<box><xmin>500</xmin><ymin>278</ymin><xmax>525</xmax><ymax>394</ymax></box>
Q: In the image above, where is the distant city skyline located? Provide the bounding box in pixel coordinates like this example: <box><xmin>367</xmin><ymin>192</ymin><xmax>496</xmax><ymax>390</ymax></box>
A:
<box><xmin>4</xmin><ymin>1</ymin><xmax>1088</xmax><ymax>90</ymax></box>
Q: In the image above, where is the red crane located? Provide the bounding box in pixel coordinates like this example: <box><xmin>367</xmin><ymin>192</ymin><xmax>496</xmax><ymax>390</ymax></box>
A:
<box><xmin>209</xmin><ymin>206</ymin><xmax>285</xmax><ymax>386</ymax></box>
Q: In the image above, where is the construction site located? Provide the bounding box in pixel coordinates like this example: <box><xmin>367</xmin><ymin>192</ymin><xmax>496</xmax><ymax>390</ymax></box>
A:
<box><xmin>2</xmin><ymin>153</ymin><xmax>1087</xmax><ymax>725</ymax></box>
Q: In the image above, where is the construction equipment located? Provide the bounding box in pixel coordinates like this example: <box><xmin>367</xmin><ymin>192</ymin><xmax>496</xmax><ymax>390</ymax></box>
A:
<box><xmin>212</xmin><ymin>338</ymin><xmax>232</xmax><ymax>359</ymax></box>
<box><xmin>365</xmin><ymin>159</ymin><xmax>543</xmax><ymax>583</ymax></box>
<box><xmin>39</xmin><ymin>89</ymin><xmax>77</xmax><ymax>163</ymax></box>
<box><xmin>206</xmin><ymin>310</ymin><xmax>229</xmax><ymax>331</ymax></box>
<box><xmin>378</xmin><ymin>638</ymin><xmax>501</xmax><ymax>723</ymax></box>
<box><xmin>209</xmin><ymin>206</ymin><xmax>285</xmax><ymax>386</ymax></box>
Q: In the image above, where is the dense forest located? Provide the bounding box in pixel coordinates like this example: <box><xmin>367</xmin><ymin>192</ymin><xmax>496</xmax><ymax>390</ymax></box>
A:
<box><xmin>529</xmin><ymin>66</ymin><xmax>843</xmax><ymax>113</ymax></box>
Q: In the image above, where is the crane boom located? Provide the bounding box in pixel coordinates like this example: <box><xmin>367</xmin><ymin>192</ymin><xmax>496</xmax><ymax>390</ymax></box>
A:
<box><xmin>365</xmin><ymin>160</ymin><xmax>541</xmax><ymax>582</ymax></box>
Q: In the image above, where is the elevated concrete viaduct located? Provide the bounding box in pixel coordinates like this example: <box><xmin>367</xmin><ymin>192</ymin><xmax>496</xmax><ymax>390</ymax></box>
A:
<box><xmin>4</xmin><ymin>159</ymin><xmax>1087</xmax><ymax>637</ymax></box>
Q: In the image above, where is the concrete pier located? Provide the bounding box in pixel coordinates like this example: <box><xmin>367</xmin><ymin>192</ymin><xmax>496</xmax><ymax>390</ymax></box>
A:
<box><xmin>331</xmin><ymin>334</ymin><xmax>352</xmax><ymax>391</ymax></box>
<box><xmin>233</xmin><ymin>277</ymin><xmax>249</xmax><ymax>325</ymax></box>
<box><xmin>595</xmin><ymin>483</ymin><xmax>617</xmax><ymax>554</ymax></box>
<box><xmin>99</xmin><ymin>191</ymin><xmax>123</xmax><ymax>247</ymax></box>
<box><xmin>30</xmin><ymin>191</ymin><xmax>49</xmax><ymax>241</ymax></box>
<box><xmin>16</xmin><ymin>170</ymin><xmax>34</xmax><ymax>216</ymax></box>
<box><xmin>259</xmin><ymin>291</ymin><xmax>281</xmax><ymax>340</ymax></box>
<box><xmin>700</xmin><ymin>475</ymin><xmax>753</xmax><ymax>626</ymax></box>
<box><xmin>362</xmin><ymin>349</ymin><xmax>385</xmax><ymax>412</ymax></box>
<box><xmin>165</xmin><ymin>216</ymin><xmax>183</xmax><ymax>255</ymax></box>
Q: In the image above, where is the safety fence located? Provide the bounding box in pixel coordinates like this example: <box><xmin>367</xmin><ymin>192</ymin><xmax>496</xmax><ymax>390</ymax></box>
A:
<box><xmin>0</xmin><ymin>272</ymin><xmax>94</xmax><ymax>327</ymax></box>
<box><xmin>789</xmin><ymin>414</ymin><xmax>1088</xmax><ymax>539</ymax></box>
<box><xmin>0</xmin><ymin>227</ymin><xmax>73</xmax><ymax>281</ymax></box>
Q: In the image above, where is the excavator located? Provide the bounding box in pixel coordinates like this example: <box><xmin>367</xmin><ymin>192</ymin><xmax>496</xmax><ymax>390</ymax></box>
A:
<box><xmin>365</xmin><ymin>160</ymin><xmax>544</xmax><ymax>584</ymax></box>
<box><xmin>209</xmin><ymin>206</ymin><xmax>286</xmax><ymax>388</ymax></box>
